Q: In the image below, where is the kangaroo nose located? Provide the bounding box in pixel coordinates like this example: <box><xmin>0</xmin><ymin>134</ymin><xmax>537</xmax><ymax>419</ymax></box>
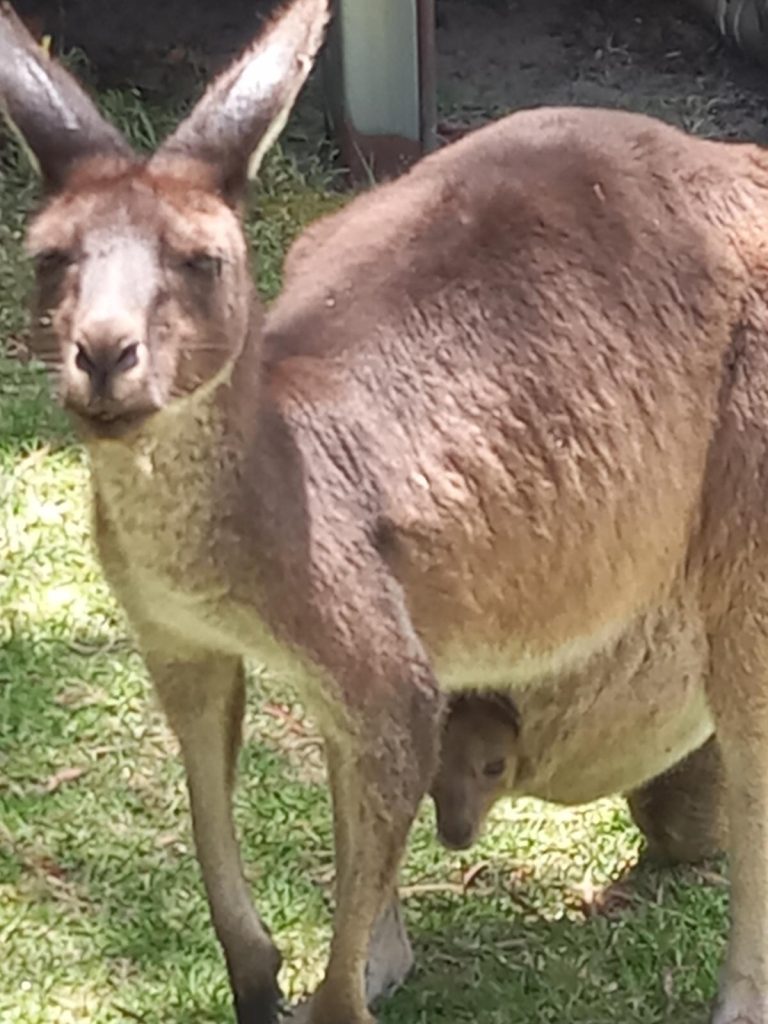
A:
<box><xmin>73</xmin><ymin>318</ymin><xmax>144</xmax><ymax>394</ymax></box>
<box><xmin>438</xmin><ymin>820</ymin><xmax>475</xmax><ymax>851</ymax></box>
<box><xmin>75</xmin><ymin>338</ymin><xmax>139</xmax><ymax>377</ymax></box>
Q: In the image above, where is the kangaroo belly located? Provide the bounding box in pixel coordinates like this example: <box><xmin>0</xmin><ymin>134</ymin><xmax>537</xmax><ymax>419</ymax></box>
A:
<box><xmin>510</xmin><ymin>600</ymin><xmax>713</xmax><ymax>803</ymax></box>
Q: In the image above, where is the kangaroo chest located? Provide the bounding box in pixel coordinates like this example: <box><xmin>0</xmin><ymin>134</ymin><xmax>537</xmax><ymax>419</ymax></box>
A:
<box><xmin>89</xmin><ymin>434</ymin><xmax>282</xmax><ymax>664</ymax></box>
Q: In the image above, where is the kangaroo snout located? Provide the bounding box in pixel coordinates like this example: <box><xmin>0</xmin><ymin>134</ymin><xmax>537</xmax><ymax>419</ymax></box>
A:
<box><xmin>71</xmin><ymin>327</ymin><xmax>144</xmax><ymax>393</ymax></box>
<box><xmin>435</xmin><ymin>812</ymin><xmax>478</xmax><ymax>851</ymax></box>
<box><xmin>64</xmin><ymin>328</ymin><xmax>154</xmax><ymax>432</ymax></box>
<box><xmin>74</xmin><ymin>331</ymin><xmax>141</xmax><ymax>382</ymax></box>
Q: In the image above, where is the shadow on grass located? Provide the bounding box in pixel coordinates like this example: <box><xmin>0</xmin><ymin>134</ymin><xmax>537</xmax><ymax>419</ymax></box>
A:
<box><xmin>0</xmin><ymin>355</ymin><xmax>73</xmax><ymax>459</ymax></box>
<box><xmin>385</xmin><ymin>854</ymin><xmax>727</xmax><ymax>1024</ymax></box>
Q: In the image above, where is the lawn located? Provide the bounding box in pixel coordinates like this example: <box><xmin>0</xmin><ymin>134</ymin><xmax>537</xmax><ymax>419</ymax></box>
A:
<box><xmin>0</xmin><ymin>84</ymin><xmax>730</xmax><ymax>1024</ymax></box>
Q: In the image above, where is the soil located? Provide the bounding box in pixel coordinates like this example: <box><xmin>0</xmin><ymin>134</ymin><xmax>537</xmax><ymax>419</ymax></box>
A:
<box><xmin>437</xmin><ymin>0</ymin><xmax>768</xmax><ymax>143</ymax></box>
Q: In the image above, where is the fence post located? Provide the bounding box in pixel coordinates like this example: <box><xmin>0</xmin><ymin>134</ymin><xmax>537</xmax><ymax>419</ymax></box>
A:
<box><xmin>322</xmin><ymin>0</ymin><xmax>436</xmax><ymax>181</ymax></box>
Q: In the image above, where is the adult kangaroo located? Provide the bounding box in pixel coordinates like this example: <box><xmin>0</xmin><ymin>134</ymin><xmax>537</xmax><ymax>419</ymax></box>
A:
<box><xmin>1</xmin><ymin>0</ymin><xmax>767</xmax><ymax>1021</ymax></box>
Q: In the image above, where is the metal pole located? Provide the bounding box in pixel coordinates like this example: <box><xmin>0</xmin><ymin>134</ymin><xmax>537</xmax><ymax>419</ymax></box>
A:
<box><xmin>322</xmin><ymin>0</ymin><xmax>437</xmax><ymax>181</ymax></box>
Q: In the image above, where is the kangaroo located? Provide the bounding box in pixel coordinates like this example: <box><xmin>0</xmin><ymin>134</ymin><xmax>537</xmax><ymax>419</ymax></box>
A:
<box><xmin>432</xmin><ymin>690</ymin><xmax>728</xmax><ymax>863</ymax></box>
<box><xmin>3</xmin><ymin>0</ymin><xmax>768</xmax><ymax>1021</ymax></box>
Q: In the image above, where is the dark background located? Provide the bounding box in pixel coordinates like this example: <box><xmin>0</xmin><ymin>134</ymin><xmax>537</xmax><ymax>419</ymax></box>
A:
<box><xmin>11</xmin><ymin>0</ymin><xmax>286</xmax><ymax>86</ymax></box>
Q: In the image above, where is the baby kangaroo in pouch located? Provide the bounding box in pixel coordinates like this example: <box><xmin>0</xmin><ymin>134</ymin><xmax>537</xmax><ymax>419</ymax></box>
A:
<box><xmin>432</xmin><ymin>690</ymin><xmax>727</xmax><ymax>864</ymax></box>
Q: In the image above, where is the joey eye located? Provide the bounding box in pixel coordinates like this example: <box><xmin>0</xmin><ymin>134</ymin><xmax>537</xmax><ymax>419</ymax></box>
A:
<box><xmin>180</xmin><ymin>253</ymin><xmax>223</xmax><ymax>276</ymax></box>
<box><xmin>483</xmin><ymin>759</ymin><xmax>506</xmax><ymax>779</ymax></box>
<box><xmin>34</xmin><ymin>249</ymin><xmax>74</xmax><ymax>275</ymax></box>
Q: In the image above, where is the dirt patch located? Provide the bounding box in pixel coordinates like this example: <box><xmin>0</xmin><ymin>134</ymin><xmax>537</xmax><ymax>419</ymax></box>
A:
<box><xmin>437</xmin><ymin>0</ymin><xmax>768</xmax><ymax>142</ymax></box>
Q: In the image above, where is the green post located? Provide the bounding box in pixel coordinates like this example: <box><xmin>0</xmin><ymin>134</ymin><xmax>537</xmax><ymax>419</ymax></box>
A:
<box><xmin>323</xmin><ymin>0</ymin><xmax>436</xmax><ymax>181</ymax></box>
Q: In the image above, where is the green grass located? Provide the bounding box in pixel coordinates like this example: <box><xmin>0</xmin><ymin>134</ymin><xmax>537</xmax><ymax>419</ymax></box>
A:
<box><xmin>0</xmin><ymin>89</ymin><xmax>730</xmax><ymax>1024</ymax></box>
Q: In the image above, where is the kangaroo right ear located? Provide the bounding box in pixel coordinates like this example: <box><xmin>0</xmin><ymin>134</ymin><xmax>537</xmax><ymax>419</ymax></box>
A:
<box><xmin>0</xmin><ymin>2</ymin><xmax>132</xmax><ymax>189</ymax></box>
<box><xmin>154</xmin><ymin>0</ymin><xmax>330</xmax><ymax>205</ymax></box>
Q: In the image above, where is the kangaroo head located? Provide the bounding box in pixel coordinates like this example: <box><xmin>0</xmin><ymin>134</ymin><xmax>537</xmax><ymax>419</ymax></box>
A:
<box><xmin>0</xmin><ymin>0</ymin><xmax>329</xmax><ymax>439</ymax></box>
<box><xmin>431</xmin><ymin>692</ymin><xmax>522</xmax><ymax>851</ymax></box>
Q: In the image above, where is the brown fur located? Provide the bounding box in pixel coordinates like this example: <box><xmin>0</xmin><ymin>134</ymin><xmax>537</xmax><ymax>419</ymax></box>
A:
<box><xmin>4</xmin><ymin>0</ymin><xmax>768</xmax><ymax>1021</ymax></box>
<box><xmin>626</xmin><ymin>738</ymin><xmax>728</xmax><ymax>864</ymax></box>
<box><xmin>432</xmin><ymin>691</ymin><xmax>728</xmax><ymax>862</ymax></box>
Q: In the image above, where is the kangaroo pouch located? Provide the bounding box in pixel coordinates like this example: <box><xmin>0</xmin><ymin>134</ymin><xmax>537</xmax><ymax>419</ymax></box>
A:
<box><xmin>508</xmin><ymin>600</ymin><xmax>713</xmax><ymax>804</ymax></box>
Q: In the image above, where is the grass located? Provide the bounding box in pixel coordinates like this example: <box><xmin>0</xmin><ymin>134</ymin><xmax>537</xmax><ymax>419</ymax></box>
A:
<box><xmin>0</xmin><ymin>83</ymin><xmax>730</xmax><ymax>1024</ymax></box>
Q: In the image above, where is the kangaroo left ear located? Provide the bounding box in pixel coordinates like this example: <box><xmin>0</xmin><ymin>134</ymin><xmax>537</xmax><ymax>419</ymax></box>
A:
<box><xmin>484</xmin><ymin>692</ymin><xmax>522</xmax><ymax>734</ymax></box>
<box><xmin>0</xmin><ymin>2</ymin><xmax>133</xmax><ymax>189</ymax></box>
<box><xmin>153</xmin><ymin>0</ymin><xmax>330</xmax><ymax>206</ymax></box>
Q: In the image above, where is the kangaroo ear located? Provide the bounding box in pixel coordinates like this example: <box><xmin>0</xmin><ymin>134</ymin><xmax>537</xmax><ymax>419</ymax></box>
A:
<box><xmin>448</xmin><ymin>691</ymin><xmax>521</xmax><ymax>735</ymax></box>
<box><xmin>154</xmin><ymin>0</ymin><xmax>330</xmax><ymax>205</ymax></box>
<box><xmin>0</xmin><ymin>3</ymin><xmax>132</xmax><ymax>188</ymax></box>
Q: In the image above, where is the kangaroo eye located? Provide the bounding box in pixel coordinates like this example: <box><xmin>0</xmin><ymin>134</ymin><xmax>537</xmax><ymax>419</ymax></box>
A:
<box><xmin>483</xmin><ymin>759</ymin><xmax>506</xmax><ymax>779</ymax></box>
<box><xmin>181</xmin><ymin>253</ymin><xmax>223</xmax><ymax>276</ymax></box>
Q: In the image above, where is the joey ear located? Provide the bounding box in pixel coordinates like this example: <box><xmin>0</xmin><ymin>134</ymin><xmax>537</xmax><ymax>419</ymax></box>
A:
<box><xmin>0</xmin><ymin>2</ymin><xmax>132</xmax><ymax>188</ymax></box>
<box><xmin>154</xmin><ymin>0</ymin><xmax>330</xmax><ymax>205</ymax></box>
<box><xmin>449</xmin><ymin>691</ymin><xmax>522</xmax><ymax>735</ymax></box>
<box><xmin>483</xmin><ymin>692</ymin><xmax>521</xmax><ymax>734</ymax></box>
